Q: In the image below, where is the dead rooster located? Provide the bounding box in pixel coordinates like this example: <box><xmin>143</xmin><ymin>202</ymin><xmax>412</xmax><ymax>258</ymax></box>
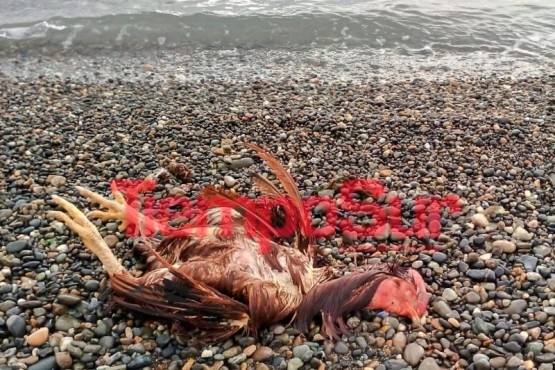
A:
<box><xmin>48</xmin><ymin>143</ymin><xmax>431</xmax><ymax>342</ymax></box>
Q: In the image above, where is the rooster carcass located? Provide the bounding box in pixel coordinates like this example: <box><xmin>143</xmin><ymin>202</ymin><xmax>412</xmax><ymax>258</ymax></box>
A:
<box><xmin>48</xmin><ymin>144</ymin><xmax>431</xmax><ymax>342</ymax></box>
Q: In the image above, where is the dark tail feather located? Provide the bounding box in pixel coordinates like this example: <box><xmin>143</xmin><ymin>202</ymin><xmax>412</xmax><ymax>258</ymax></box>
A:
<box><xmin>110</xmin><ymin>272</ymin><xmax>250</xmax><ymax>342</ymax></box>
<box><xmin>110</xmin><ymin>240</ymin><xmax>251</xmax><ymax>342</ymax></box>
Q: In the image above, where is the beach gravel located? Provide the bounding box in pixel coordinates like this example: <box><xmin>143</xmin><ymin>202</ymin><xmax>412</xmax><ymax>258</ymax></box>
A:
<box><xmin>0</xmin><ymin>72</ymin><xmax>554</xmax><ymax>369</ymax></box>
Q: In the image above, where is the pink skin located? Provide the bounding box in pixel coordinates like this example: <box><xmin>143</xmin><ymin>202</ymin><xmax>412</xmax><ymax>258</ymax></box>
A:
<box><xmin>366</xmin><ymin>271</ymin><xmax>431</xmax><ymax>324</ymax></box>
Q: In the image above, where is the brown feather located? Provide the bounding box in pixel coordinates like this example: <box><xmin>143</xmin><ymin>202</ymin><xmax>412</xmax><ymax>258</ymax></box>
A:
<box><xmin>251</xmin><ymin>174</ymin><xmax>283</xmax><ymax>197</ymax></box>
<box><xmin>243</xmin><ymin>143</ymin><xmax>313</xmax><ymax>251</ymax></box>
<box><xmin>243</xmin><ymin>143</ymin><xmax>304</xmax><ymax>211</ymax></box>
<box><xmin>200</xmin><ymin>185</ymin><xmax>278</xmax><ymax>239</ymax></box>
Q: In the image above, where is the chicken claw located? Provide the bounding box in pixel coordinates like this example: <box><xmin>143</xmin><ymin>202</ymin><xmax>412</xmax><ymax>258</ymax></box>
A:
<box><xmin>76</xmin><ymin>186</ymin><xmax>128</xmax><ymax>232</ymax></box>
<box><xmin>48</xmin><ymin>194</ymin><xmax>124</xmax><ymax>276</ymax></box>
<box><xmin>75</xmin><ymin>185</ymin><xmax>167</xmax><ymax>237</ymax></box>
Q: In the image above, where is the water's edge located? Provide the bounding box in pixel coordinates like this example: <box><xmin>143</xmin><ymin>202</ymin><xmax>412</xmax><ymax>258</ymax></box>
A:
<box><xmin>1</xmin><ymin>10</ymin><xmax>554</xmax><ymax>61</ymax></box>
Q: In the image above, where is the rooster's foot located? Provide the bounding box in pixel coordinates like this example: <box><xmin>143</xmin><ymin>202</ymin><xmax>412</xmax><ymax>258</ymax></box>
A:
<box><xmin>48</xmin><ymin>194</ymin><xmax>124</xmax><ymax>276</ymax></box>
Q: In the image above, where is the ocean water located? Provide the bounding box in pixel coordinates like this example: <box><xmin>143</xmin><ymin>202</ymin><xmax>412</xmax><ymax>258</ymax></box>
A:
<box><xmin>0</xmin><ymin>0</ymin><xmax>554</xmax><ymax>80</ymax></box>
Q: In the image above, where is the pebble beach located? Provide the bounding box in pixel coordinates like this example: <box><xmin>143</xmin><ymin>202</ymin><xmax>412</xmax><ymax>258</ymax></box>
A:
<box><xmin>1</xmin><ymin>67</ymin><xmax>555</xmax><ymax>370</ymax></box>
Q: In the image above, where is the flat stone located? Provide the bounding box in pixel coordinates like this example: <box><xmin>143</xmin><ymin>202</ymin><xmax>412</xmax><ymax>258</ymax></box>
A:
<box><xmin>57</xmin><ymin>294</ymin><xmax>82</xmax><ymax>306</ymax></box>
<box><xmin>230</xmin><ymin>158</ymin><xmax>254</xmax><ymax>169</ymax></box>
<box><xmin>0</xmin><ymin>209</ymin><xmax>12</xmax><ymax>220</ymax></box>
<box><xmin>521</xmin><ymin>255</ymin><xmax>538</xmax><ymax>271</ymax></box>
<box><xmin>537</xmin><ymin>353</ymin><xmax>555</xmax><ymax>363</ymax></box>
<box><xmin>229</xmin><ymin>353</ymin><xmax>247</xmax><ymax>365</ymax></box>
<box><xmin>6</xmin><ymin>240</ymin><xmax>28</xmax><ymax>253</ymax></box>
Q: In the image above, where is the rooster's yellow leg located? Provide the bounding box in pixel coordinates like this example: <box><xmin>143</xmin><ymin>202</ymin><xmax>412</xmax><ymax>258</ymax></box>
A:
<box><xmin>76</xmin><ymin>186</ymin><xmax>166</xmax><ymax>236</ymax></box>
<box><xmin>48</xmin><ymin>195</ymin><xmax>124</xmax><ymax>276</ymax></box>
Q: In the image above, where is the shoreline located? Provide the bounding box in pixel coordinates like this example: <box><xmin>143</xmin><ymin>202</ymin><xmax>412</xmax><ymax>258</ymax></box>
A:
<box><xmin>1</xmin><ymin>48</ymin><xmax>555</xmax><ymax>85</ymax></box>
<box><xmin>1</xmin><ymin>73</ymin><xmax>555</xmax><ymax>370</ymax></box>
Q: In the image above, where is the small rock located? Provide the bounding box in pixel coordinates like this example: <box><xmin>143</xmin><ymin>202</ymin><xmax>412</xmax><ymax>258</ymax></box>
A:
<box><xmin>230</xmin><ymin>158</ymin><xmax>254</xmax><ymax>169</ymax></box>
<box><xmin>442</xmin><ymin>288</ymin><xmax>458</xmax><ymax>302</ymax></box>
<box><xmin>55</xmin><ymin>315</ymin><xmax>82</xmax><ymax>331</ymax></box>
<box><xmin>505</xmin><ymin>299</ymin><xmax>528</xmax><ymax>315</ymax></box>
<box><xmin>49</xmin><ymin>175</ymin><xmax>67</xmax><ymax>187</ymax></box>
<box><xmin>292</xmin><ymin>344</ymin><xmax>313</xmax><ymax>362</ymax></box>
<box><xmin>287</xmin><ymin>358</ymin><xmax>304</xmax><ymax>370</ymax></box>
<box><xmin>55</xmin><ymin>351</ymin><xmax>73</xmax><ymax>369</ymax></box>
<box><xmin>201</xmin><ymin>349</ymin><xmax>213</xmax><ymax>358</ymax></box>
<box><xmin>127</xmin><ymin>355</ymin><xmax>152</xmax><ymax>369</ymax></box>
<box><xmin>472</xmin><ymin>214</ymin><xmax>489</xmax><ymax>227</ymax></box>
<box><xmin>418</xmin><ymin>357</ymin><xmax>441</xmax><ymax>370</ymax></box>
<box><xmin>224</xmin><ymin>175</ymin><xmax>237</xmax><ymax>188</ymax></box>
<box><xmin>28</xmin><ymin>356</ymin><xmax>57</xmax><ymax>370</ymax></box>
<box><xmin>473</xmin><ymin>354</ymin><xmax>491</xmax><ymax>370</ymax></box>
<box><xmin>507</xmin><ymin>356</ymin><xmax>523</xmax><ymax>367</ymax></box>
<box><xmin>6</xmin><ymin>240</ymin><xmax>28</xmax><ymax>253</ymax></box>
<box><xmin>7</xmin><ymin>315</ymin><xmax>26</xmax><ymax>337</ymax></box>
<box><xmin>104</xmin><ymin>235</ymin><xmax>119</xmax><ymax>248</ymax></box>
<box><xmin>379</xmin><ymin>169</ymin><xmax>392</xmax><ymax>177</ymax></box>
<box><xmin>252</xmin><ymin>346</ymin><xmax>273</xmax><ymax>362</ymax></box>
<box><xmin>229</xmin><ymin>353</ymin><xmax>247</xmax><ymax>365</ymax></box>
<box><xmin>392</xmin><ymin>332</ymin><xmax>407</xmax><ymax>349</ymax></box>
<box><xmin>432</xmin><ymin>300</ymin><xmax>452</xmax><ymax>317</ymax></box>
<box><xmin>27</xmin><ymin>327</ymin><xmax>49</xmax><ymax>347</ymax></box>
<box><xmin>465</xmin><ymin>291</ymin><xmax>481</xmax><ymax>304</ymax></box>
<box><xmin>492</xmin><ymin>240</ymin><xmax>516</xmax><ymax>254</ymax></box>
<box><xmin>404</xmin><ymin>343</ymin><xmax>425</xmax><ymax>366</ymax></box>
<box><xmin>57</xmin><ymin>294</ymin><xmax>81</xmax><ymax>306</ymax></box>
<box><xmin>334</xmin><ymin>341</ymin><xmax>349</xmax><ymax>354</ymax></box>
<box><xmin>512</xmin><ymin>227</ymin><xmax>532</xmax><ymax>241</ymax></box>
<box><xmin>489</xmin><ymin>357</ymin><xmax>506</xmax><ymax>369</ymax></box>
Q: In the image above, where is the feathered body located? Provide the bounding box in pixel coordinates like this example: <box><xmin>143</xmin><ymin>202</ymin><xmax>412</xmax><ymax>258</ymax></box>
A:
<box><xmin>48</xmin><ymin>143</ymin><xmax>431</xmax><ymax>343</ymax></box>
